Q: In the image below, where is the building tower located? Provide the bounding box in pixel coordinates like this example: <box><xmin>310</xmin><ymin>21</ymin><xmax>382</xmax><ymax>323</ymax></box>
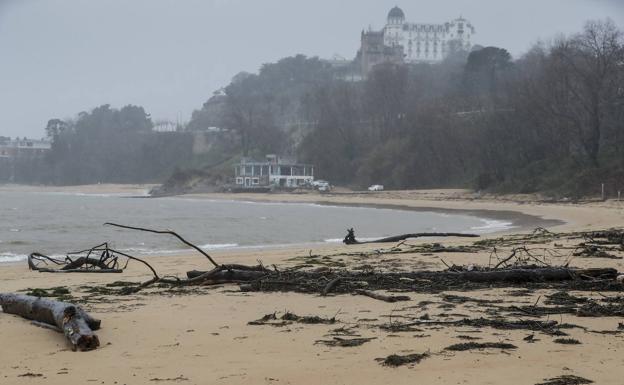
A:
<box><xmin>384</xmin><ymin>6</ymin><xmax>405</xmax><ymax>48</ymax></box>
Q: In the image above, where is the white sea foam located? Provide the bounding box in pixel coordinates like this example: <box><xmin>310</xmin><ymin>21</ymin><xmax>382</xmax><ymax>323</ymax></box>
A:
<box><xmin>471</xmin><ymin>219</ymin><xmax>515</xmax><ymax>233</ymax></box>
<box><xmin>123</xmin><ymin>243</ymin><xmax>239</xmax><ymax>256</ymax></box>
<box><xmin>32</xmin><ymin>190</ymin><xmax>149</xmax><ymax>198</ymax></box>
<box><xmin>123</xmin><ymin>247</ymin><xmax>183</xmax><ymax>255</ymax></box>
<box><xmin>0</xmin><ymin>253</ymin><xmax>28</xmax><ymax>263</ymax></box>
<box><xmin>198</xmin><ymin>243</ymin><xmax>239</xmax><ymax>250</ymax></box>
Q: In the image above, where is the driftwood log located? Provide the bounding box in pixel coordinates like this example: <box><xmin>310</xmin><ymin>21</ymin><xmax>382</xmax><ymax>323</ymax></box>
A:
<box><xmin>355</xmin><ymin>289</ymin><xmax>411</xmax><ymax>303</ymax></box>
<box><xmin>247</xmin><ymin>266</ymin><xmax>621</xmax><ymax>296</ymax></box>
<box><xmin>0</xmin><ymin>294</ymin><xmax>100</xmax><ymax>351</ymax></box>
<box><xmin>343</xmin><ymin>228</ymin><xmax>479</xmax><ymax>245</ymax></box>
<box><xmin>442</xmin><ymin>267</ymin><xmax>618</xmax><ymax>283</ymax></box>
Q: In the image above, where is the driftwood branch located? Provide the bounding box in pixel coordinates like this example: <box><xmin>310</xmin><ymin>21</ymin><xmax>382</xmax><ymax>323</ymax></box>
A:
<box><xmin>343</xmin><ymin>228</ymin><xmax>479</xmax><ymax>245</ymax></box>
<box><xmin>28</xmin><ymin>242</ymin><xmax>125</xmax><ymax>273</ymax></box>
<box><xmin>95</xmin><ymin>224</ymin><xmax>273</xmax><ymax>294</ymax></box>
<box><xmin>28</xmin><ymin>243</ymin><xmax>158</xmax><ymax>277</ymax></box>
<box><xmin>0</xmin><ymin>294</ymin><xmax>100</xmax><ymax>351</ymax></box>
<box><xmin>355</xmin><ymin>289</ymin><xmax>411</xmax><ymax>303</ymax></box>
<box><xmin>105</xmin><ymin>222</ymin><xmax>220</xmax><ymax>268</ymax></box>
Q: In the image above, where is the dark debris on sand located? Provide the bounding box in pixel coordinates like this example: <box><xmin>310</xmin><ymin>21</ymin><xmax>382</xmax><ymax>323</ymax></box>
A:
<box><xmin>445</xmin><ymin>342</ymin><xmax>517</xmax><ymax>351</ymax></box>
<box><xmin>380</xmin><ymin>352</ymin><xmax>429</xmax><ymax>367</ymax></box>
<box><xmin>535</xmin><ymin>375</ymin><xmax>593</xmax><ymax>385</ymax></box>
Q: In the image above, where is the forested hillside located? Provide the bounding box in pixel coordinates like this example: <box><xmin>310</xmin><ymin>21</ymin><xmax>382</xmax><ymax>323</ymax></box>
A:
<box><xmin>184</xmin><ymin>20</ymin><xmax>623</xmax><ymax>197</ymax></box>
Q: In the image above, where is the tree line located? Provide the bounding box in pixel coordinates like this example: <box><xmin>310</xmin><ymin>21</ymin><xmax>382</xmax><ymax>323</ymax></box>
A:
<box><xmin>11</xmin><ymin>104</ymin><xmax>194</xmax><ymax>185</ymax></box>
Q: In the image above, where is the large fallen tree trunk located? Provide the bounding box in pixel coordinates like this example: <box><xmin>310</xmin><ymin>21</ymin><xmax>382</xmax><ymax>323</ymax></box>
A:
<box><xmin>248</xmin><ymin>266</ymin><xmax>620</xmax><ymax>295</ymax></box>
<box><xmin>442</xmin><ymin>267</ymin><xmax>618</xmax><ymax>283</ymax></box>
<box><xmin>343</xmin><ymin>228</ymin><xmax>479</xmax><ymax>245</ymax></box>
<box><xmin>0</xmin><ymin>294</ymin><xmax>100</xmax><ymax>351</ymax></box>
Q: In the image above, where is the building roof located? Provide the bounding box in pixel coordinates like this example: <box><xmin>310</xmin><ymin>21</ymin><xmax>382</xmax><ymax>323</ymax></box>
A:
<box><xmin>239</xmin><ymin>156</ymin><xmax>313</xmax><ymax>167</ymax></box>
<box><xmin>0</xmin><ymin>138</ymin><xmax>51</xmax><ymax>150</ymax></box>
<box><xmin>388</xmin><ymin>6</ymin><xmax>405</xmax><ymax>19</ymax></box>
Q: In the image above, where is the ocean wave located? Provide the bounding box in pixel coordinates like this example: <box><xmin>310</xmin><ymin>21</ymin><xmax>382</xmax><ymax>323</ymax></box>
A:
<box><xmin>471</xmin><ymin>219</ymin><xmax>515</xmax><ymax>233</ymax></box>
<box><xmin>123</xmin><ymin>243</ymin><xmax>239</xmax><ymax>255</ymax></box>
<box><xmin>31</xmin><ymin>191</ymin><xmax>149</xmax><ymax>198</ymax></box>
<box><xmin>123</xmin><ymin>247</ymin><xmax>187</xmax><ymax>255</ymax></box>
<box><xmin>4</xmin><ymin>240</ymin><xmax>28</xmax><ymax>245</ymax></box>
<box><xmin>198</xmin><ymin>243</ymin><xmax>239</xmax><ymax>250</ymax></box>
<box><xmin>0</xmin><ymin>253</ymin><xmax>27</xmax><ymax>263</ymax></box>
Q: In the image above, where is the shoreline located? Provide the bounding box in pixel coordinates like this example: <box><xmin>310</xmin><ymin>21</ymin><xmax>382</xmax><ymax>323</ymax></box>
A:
<box><xmin>182</xmin><ymin>190</ymin><xmax>624</xmax><ymax>233</ymax></box>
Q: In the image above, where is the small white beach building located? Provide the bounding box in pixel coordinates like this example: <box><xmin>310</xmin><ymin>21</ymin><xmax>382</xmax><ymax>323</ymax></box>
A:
<box><xmin>234</xmin><ymin>154</ymin><xmax>314</xmax><ymax>189</ymax></box>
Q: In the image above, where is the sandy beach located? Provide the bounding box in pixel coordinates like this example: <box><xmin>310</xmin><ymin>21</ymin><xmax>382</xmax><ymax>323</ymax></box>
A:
<box><xmin>1</xmin><ymin>187</ymin><xmax>623</xmax><ymax>385</ymax></box>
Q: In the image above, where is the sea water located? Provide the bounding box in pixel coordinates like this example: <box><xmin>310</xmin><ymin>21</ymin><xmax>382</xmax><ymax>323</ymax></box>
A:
<box><xmin>0</xmin><ymin>190</ymin><xmax>517</xmax><ymax>263</ymax></box>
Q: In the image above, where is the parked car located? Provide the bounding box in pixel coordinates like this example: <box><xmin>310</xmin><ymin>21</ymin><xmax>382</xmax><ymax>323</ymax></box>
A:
<box><xmin>311</xmin><ymin>180</ymin><xmax>329</xmax><ymax>187</ymax></box>
<box><xmin>368</xmin><ymin>184</ymin><xmax>384</xmax><ymax>191</ymax></box>
<box><xmin>311</xmin><ymin>180</ymin><xmax>331</xmax><ymax>191</ymax></box>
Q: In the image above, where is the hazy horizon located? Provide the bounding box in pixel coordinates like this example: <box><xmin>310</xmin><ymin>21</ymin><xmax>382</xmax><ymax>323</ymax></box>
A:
<box><xmin>1</xmin><ymin>0</ymin><xmax>623</xmax><ymax>138</ymax></box>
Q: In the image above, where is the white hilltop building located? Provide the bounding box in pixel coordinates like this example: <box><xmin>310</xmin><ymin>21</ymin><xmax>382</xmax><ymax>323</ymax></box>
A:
<box><xmin>384</xmin><ymin>6</ymin><xmax>475</xmax><ymax>63</ymax></box>
<box><xmin>357</xmin><ymin>6</ymin><xmax>476</xmax><ymax>75</ymax></box>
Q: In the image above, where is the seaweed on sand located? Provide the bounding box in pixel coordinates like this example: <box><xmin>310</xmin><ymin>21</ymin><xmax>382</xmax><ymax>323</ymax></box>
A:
<box><xmin>535</xmin><ymin>375</ymin><xmax>593</xmax><ymax>385</ymax></box>
<box><xmin>445</xmin><ymin>342</ymin><xmax>517</xmax><ymax>351</ymax></box>
<box><xmin>315</xmin><ymin>337</ymin><xmax>376</xmax><ymax>347</ymax></box>
<box><xmin>248</xmin><ymin>311</ymin><xmax>337</xmax><ymax>326</ymax></box>
<box><xmin>380</xmin><ymin>352</ymin><xmax>429</xmax><ymax>367</ymax></box>
<box><xmin>553</xmin><ymin>338</ymin><xmax>582</xmax><ymax>345</ymax></box>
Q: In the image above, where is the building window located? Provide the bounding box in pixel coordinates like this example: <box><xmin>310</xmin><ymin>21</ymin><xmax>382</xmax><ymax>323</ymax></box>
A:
<box><xmin>252</xmin><ymin>178</ymin><xmax>259</xmax><ymax>185</ymax></box>
<box><xmin>236</xmin><ymin>177</ymin><xmax>243</xmax><ymax>185</ymax></box>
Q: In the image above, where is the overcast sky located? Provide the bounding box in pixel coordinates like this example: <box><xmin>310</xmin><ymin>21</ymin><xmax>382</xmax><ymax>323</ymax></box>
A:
<box><xmin>1</xmin><ymin>0</ymin><xmax>623</xmax><ymax>138</ymax></box>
